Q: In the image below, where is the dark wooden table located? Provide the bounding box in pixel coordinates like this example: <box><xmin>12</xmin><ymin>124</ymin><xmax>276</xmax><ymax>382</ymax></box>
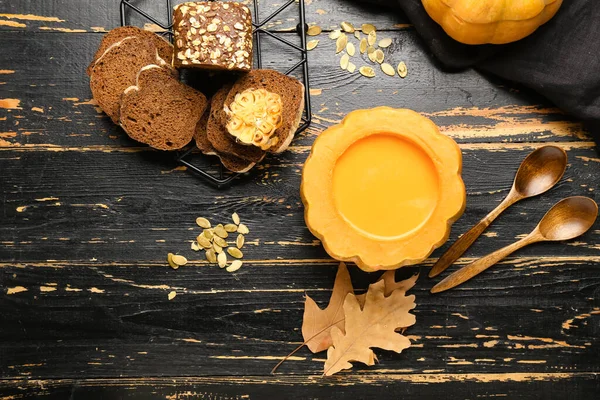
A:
<box><xmin>1</xmin><ymin>0</ymin><xmax>599</xmax><ymax>398</ymax></box>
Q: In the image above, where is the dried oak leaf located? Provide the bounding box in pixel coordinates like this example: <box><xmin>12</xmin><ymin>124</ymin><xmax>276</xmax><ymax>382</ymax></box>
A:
<box><xmin>302</xmin><ymin>262</ymin><xmax>353</xmax><ymax>353</ymax></box>
<box><xmin>323</xmin><ymin>279</ymin><xmax>416</xmax><ymax>376</ymax></box>
<box><xmin>356</xmin><ymin>271</ymin><xmax>418</xmax><ymax>307</ymax></box>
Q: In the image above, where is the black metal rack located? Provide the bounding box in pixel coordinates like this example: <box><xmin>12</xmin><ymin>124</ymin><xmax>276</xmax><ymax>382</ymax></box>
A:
<box><xmin>119</xmin><ymin>0</ymin><xmax>312</xmax><ymax>188</ymax></box>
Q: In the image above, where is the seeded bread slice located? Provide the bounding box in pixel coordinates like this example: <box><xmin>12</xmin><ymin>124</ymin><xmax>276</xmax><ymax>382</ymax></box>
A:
<box><xmin>194</xmin><ymin>110</ymin><xmax>257</xmax><ymax>173</ymax></box>
<box><xmin>120</xmin><ymin>65</ymin><xmax>208</xmax><ymax>150</ymax></box>
<box><xmin>206</xmin><ymin>85</ymin><xmax>266</xmax><ymax>162</ymax></box>
<box><xmin>87</xmin><ymin>26</ymin><xmax>173</xmax><ymax>76</ymax></box>
<box><xmin>223</xmin><ymin>69</ymin><xmax>305</xmax><ymax>154</ymax></box>
<box><xmin>90</xmin><ymin>36</ymin><xmax>166</xmax><ymax>124</ymax></box>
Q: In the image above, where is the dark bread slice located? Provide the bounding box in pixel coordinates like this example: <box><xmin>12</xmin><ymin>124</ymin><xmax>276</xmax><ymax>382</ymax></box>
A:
<box><xmin>223</xmin><ymin>69</ymin><xmax>305</xmax><ymax>154</ymax></box>
<box><xmin>89</xmin><ymin>37</ymin><xmax>161</xmax><ymax>124</ymax></box>
<box><xmin>87</xmin><ymin>26</ymin><xmax>173</xmax><ymax>76</ymax></box>
<box><xmin>194</xmin><ymin>110</ymin><xmax>257</xmax><ymax>173</ymax></box>
<box><xmin>206</xmin><ymin>85</ymin><xmax>266</xmax><ymax>162</ymax></box>
<box><xmin>120</xmin><ymin>65</ymin><xmax>208</xmax><ymax>150</ymax></box>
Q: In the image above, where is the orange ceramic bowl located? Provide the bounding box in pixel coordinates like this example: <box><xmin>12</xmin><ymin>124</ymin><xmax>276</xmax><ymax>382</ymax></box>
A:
<box><xmin>301</xmin><ymin>107</ymin><xmax>466</xmax><ymax>272</ymax></box>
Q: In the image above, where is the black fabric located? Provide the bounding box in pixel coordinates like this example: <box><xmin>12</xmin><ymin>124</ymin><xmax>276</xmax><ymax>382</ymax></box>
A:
<box><xmin>358</xmin><ymin>0</ymin><xmax>600</xmax><ymax>132</ymax></box>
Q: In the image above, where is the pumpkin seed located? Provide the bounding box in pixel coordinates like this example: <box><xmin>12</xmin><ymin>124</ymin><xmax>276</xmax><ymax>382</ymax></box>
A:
<box><xmin>329</xmin><ymin>29</ymin><xmax>341</xmax><ymax>40</ymax></box>
<box><xmin>213</xmin><ymin>243</ymin><xmax>223</xmax><ymax>254</ymax></box>
<box><xmin>306</xmin><ymin>25</ymin><xmax>321</xmax><ymax>36</ymax></box>
<box><xmin>361</xmin><ymin>23</ymin><xmax>376</xmax><ymax>34</ymax></box>
<box><xmin>359</xmin><ymin>66</ymin><xmax>376</xmax><ymax>77</ymax></box>
<box><xmin>367</xmin><ymin>45</ymin><xmax>376</xmax><ymax>54</ymax></box>
<box><xmin>197</xmin><ymin>235</ymin><xmax>212</xmax><ymax>249</ymax></box>
<box><xmin>368</xmin><ymin>50</ymin><xmax>377</xmax><ymax>63</ymax></box>
<box><xmin>206</xmin><ymin>248</ymin><xmax>217</xmax><ymax>263</ymax></box>
<box><xmin>236</xmin><ymin>234</ymin><xmax>245</xmax><ymax>249</ymax></box>
<box><xmin>354</xmin><ymin>31</ymin><xmax>360</xmax><ymax>40</ymax></box>
<box><xmin>367</xmin><ymin>31</ymin><xmax>376</xmax><ymax>46</ymax></box>
<box><xmin>359</xmin><ymin>38</ymin><xmax>367</xmax><ymax>54</ymax></box>
<box><xmin>347</xmin><ymin>62</ymin><xmax>356</xmax><ymax>73</ymax></box>
<box><xmin>397</xmin><ymin>61</ymin><xmax>408</xmax><ymax>78</ymax></box>
<box><xmin>335</xmin><ymin>33</ymin><xmax>347</xmax><ymax>53</ymax></box>
<box><xmin>168</xmin><ymin>291</ymin><xmax>176</xmax><ymax>300</ymax></box>
<box><xmin>196</xmin><ymin>217</ymin><xmax>211</xmax><ymax>229</ymax></box>
<box><xmin>202</xmin><ymin>229</ymin><xmax>214</xmax><ymax>240</ymax></box>
<box><xmin>171</xmin><ymin>254</ymin><xmax>188</xmax><ymax>266</ymax></box>
<box><xmin>340</xmin><ymin>21</ymin><xmax>354</xmax><ymax>33</ymax></box>
<box><xmin>213</xmin><ymin>235</ymin><xmax>228</xmax><ymax>248</ymax></box>
<box><xmin>381</xmin><ymin>63</ymin><xmax>395</xmax><ymax>76</ymax></box>
<box><xmin>224</xmin><ymin>223</ymin><xmax>238</xmax><ymax>233</ymax></box>
<box><xmin>167</xmin><ymin>253</ymin><xmax>179</xmax><ymax>269</ymax></box>
<box><xmin>214</xmin><ymin>224</ymin><xmax>228</xmax><ymax>238</ymax></box>
<box><xmin>375</xmin><ymin>49</ymin><xmax>384</xmax><ymax>64</ymax></box>
<box><xmin>217</xmin><ymin>251</ymin><xmax>227</xmax><ymax>268</ymax></box>
<box><xmin>226</xmin><ymin>260</ymin><xmax>243</xmax><ymax>273</ymax></box>
<box><xmin>340</xmin><ymin>53</ymin><xmax>350</xmax><ymax>70</ymax></box>
<box><xmin>237</xmin><ymin>223</ymin><xmax>249</xmax><ymax>234</ymax></box>
<box><xmin>306</xmin><ymin>39</ymin><xmax>319</xmax><ymax>51</ymax></box>
<box><xmin>346</xmin><ymin>42</ymin><xmax>355</xmax><ymax>56</ymax></box>
<box><xmin>191</xmin><ymin>241</ymin><xmax>201</xmax><ymax>251</ymax></box>
<box><xmin>232</xmin><ymin>212</ymin><xmax>240</xmax><ymax>225</ymax></box>
<box><xmin>378</xmin><ymin>38</ymin><xmax>392</xmax><ymax>48</ymax></box>
<box><xmin>228</xmin><ymin>247</ymin><xmax>243</xmax><ymax>259</ymax></box>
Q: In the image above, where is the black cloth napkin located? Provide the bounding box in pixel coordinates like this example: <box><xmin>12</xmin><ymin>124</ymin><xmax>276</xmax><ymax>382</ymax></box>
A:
<box><xmin>358</xmin><ymin>0</ymin><xmax>600</xmax><ymax>133</ymax></box>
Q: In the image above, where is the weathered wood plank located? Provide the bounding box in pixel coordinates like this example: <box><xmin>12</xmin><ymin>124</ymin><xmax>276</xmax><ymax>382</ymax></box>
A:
<box><xmin>1</xmin><ymin>259</ymin><xmax>599</xmax><ymax>378</ymax></box>
<box><xmin>0</xmin><ymin>374</ymin><xmax>599</xmax><ymax>399</ymax></box>
<box><xmin>0</xmin><ymin>0</ymin><xmax>409</xmax><ymax>33</ymax></box>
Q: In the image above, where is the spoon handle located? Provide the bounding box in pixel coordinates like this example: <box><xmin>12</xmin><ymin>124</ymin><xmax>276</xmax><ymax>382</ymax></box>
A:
<box><xmin>431</xmin><ymin>234</ymin><xmax>539</xmax><ymax>293</ymax></box>
<box><xmin>429</xmin><ymin>193</ymin><xmax>520</xmax><ymax>278</ymax></box>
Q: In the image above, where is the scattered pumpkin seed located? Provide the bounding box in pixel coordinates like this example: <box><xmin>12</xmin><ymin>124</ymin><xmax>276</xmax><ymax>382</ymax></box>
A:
<box><xmin>197</xmin><ymin>235</ymin><xmax>212</xmax><ymax>249</ymax></box>
<box><xmin>359</xmin><ymin>66</ymin><xmax>376</xmax><ymax>77</ymax></box>
<box><xmin>213</xmin><ymin>243</ymin><xmax>223</xmax><ymax>253</ymax></box>
<box><xmin>379</xmin><ymin>38</ymin><xmax>392</xmax><ymax>48</ymax></box>
<box><xmin>206</xmin><ymin>248</ymin><xmax>217</xmax><ymax>263</ymax></box>
<box><xmin>340</xmin><ymin>21</ymin><xmax>354</xmax><ymax>33</ymax></box>
<box><xmin>359</xmin><ymin>38</ymin><xmax>367</xmax><ymax>54</ymax></box>
<box><xmin>196</xmin><ymin>217</ymin><xmax>211</xmax><ymax>229</ymax></box>
<box><xmin>306</xmin><ymin>25</ymin><xmax>322</xmax><ymax>36</ymax></box>
<box><xmin>232</xmin><ymin>212</ymin><xmax>240</xmax><ymax>225</ymax></box>
<box><xmin>226</xmin><ymin>260</ymin><xmax>243</xmax><ymax>273</ymax></box>
<box><xmin>167</xmin><ymin>253</ymin><xmax>179</xmax><ymax>269</ymax></box>
<box><xmin>237</xmin><ymin>223</ymin><xmax>249</xmax><ymax>234</ymax></box>
<box><xmin>171</xmin><ymin>254</ymin><xmax>188</xmax><ymax>266</ymax></box>
<box><xmin>202</xmin><ymin>229</ymin><xmax>214</xmax><ymax>240</ymax></box>
<box><xmin>367</xmin><ymin>31</ymin><xmax>377</xmax><ymax>46</ymax></box>
<box><xmin>227</xmin><ymin>247</ymin><xmax>243</xmax><ymax>259</ymax></box>
<box><xmin>236</xmin><ymin>234</ymin><xmax>245</xmax><ymax>249</ymax></box>
<box><xmin>375</xmin><ymin>49</ymin><xmax>385</xmax><ymax>64</ymax></box>
<box><xmin>306</xmin><ymin>39</ymin><xmax>319</xmax><ymax>51</ymax></box>
<box><xmin>224</xmin><ymin>223</ymin><xmax>238</xmax><ymax>233</ymax></box>
<box><xmin>354</xmin><ymin>31</ymin><xmax>360</xmax><ymax>40</ymax></box>
<box><xmin>191</xmin><ymin>241</ymin><xmax>201</xmax><ymax>251</ymax></box>
<box><xmin>381</xmin><ymin>63</ymin><xmax>395</xmax><ymax>76</ymax></box>
<box><xmin>213</xmin><ymin>235</ymin><xmax>228</xmax><ymax>248</ymax></box>
<box><xmin>367</xmin><ymin>45</ymin><xmax>376</xmax><ymax>54</ymax></box>
<box><xmin>340</xmin><ymin>53</ymin><xmax>350</xmax><ymax>70</ymax></box>
<box><xmin>217</xmin><ymin>252</ymin><xmax>227</xmax><ymax>268</ymax></box>
<box><xmin>368</xmin><ymin>50</ymin><xmax>377</xmax><ymax>63</ymax></box>
<box><xmin>361</xmin><ymin>23</ymin><xmax>376</xmax><ymax>34</ymax></box>
<box><xmin>214</xmin><ymin>224</ymin><xmax>228</xmax><ymax>238</ymax></box>
<box><xmin>335</xmin><ymin>33</ymin><xmax>347</xmax><ymax>53</ymax></box>
<box><xmin>329</xmin><ymin>29</ymin><xmax>341</xmax><ymax>40</ymax></box>
<box><xmin>168</xmin><ymin>291</ymin><xmax>176</xmax><ymax>300</ymax></box>
<box><xmin>347</xmin><ymin>62</ymin><xmax>356</xmax><ymax>73</ymax></box>
<box><xmin>397</xmin><ymin>61</ymin><xmax>408</xmax><ymax>78</ymax></box>
<box><xmin>346</xmin><ymin>42</ymin><xmax>355</xmax><ymax>56</ymax></box>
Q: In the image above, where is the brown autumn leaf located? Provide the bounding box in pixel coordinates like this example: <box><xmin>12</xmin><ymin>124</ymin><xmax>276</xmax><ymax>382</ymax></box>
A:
<box><xmin>302</xmin><ymin>262</ymin><xmax>353</xmax><ymax>353</ymax></box>
<box><xmin>323</xmin><ymin>279</ymin><xmax>416</xmax><ymax>376</ymax></box>
<box><xmin>356</xmin><ymin>271</ymin><xmax>418</xmax><ymax>307</ymax></box>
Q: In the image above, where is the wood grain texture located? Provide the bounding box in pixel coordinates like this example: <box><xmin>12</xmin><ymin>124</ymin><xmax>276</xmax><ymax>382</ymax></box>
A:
<box><xmin>0</xmin><ymin>0</ymin><xmax>599</xmax><ymax>397</ymax></box>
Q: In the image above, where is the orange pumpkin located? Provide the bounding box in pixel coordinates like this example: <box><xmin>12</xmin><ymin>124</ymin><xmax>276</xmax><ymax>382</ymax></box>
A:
<box><xmin>421</xmin><ymin>0</ymin><xmax>563</xmax><ymax>45</ymax></box>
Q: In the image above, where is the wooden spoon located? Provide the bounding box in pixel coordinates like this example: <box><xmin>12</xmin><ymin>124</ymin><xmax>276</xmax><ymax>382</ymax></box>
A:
<box><xmin>428</xmin><ymin>145</ymin><xmax>567</xmax><ymax>278</ymax></box>
<box><xmin>431</xmin><ymin>196</ymin><xmax>598</xmax><ymax>293</ymax></box>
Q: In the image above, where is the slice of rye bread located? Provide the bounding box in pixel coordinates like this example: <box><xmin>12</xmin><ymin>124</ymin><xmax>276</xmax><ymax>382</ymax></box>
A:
<box><xmin>223</xmin><ymin>69</ymin><xmax>305</xmax><ymax>154</ymax></box>
<box><xmin>120</xmin><ymin>65</ymin><xmax>208</xmax><ymax>150</ymax></box>
<box><xmin>89</xmin><ymin>36</ymin><xmax>171</xmax><ymax>124</ymax></box>
<box><xmin>206</xmin><ymin>85</ymin><xmax>266</xmax><ymax>162</ymax></box>
<box><xmin>87</xmin><ymin>26</ymin><xmax>173</xmax><ymax>76</ymax></box>
<box><xmin>194</xmin><ymin>110</ymin><xmax>257</xmax><ymax>173</ymax></box>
